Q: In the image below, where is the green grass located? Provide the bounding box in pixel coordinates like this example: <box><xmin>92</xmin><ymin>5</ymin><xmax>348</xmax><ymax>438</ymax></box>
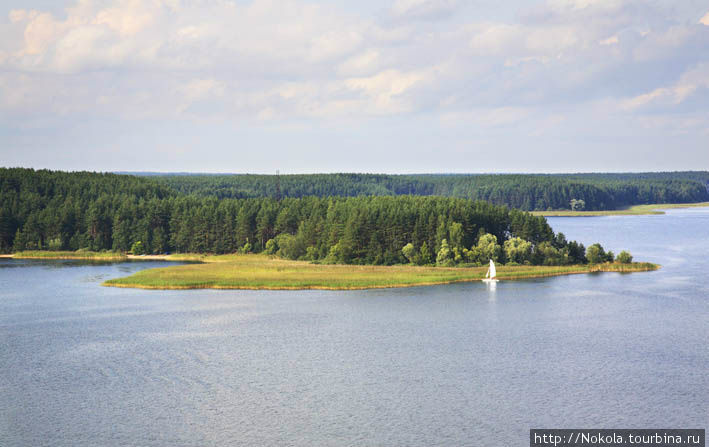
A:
<box><xmin>531</xmin><ymin>202</ymin><xmax>709</xmax><ymax>217</ymax></box>
<box><xmin>13</xmin><ymin>250</ymin><xmax>127</xmax><ymax>261</ymax></box>
<box><xmin>103</xmin><ymin>253</ymin><xmax>659</xmax><ymax>290</ymax></box>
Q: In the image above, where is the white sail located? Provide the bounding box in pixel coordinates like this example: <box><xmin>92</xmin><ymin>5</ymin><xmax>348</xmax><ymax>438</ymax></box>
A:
<box><xmin>482</xmin><ymin>259</ymin><xmax>499</xmax><ymax>283</ymax></box>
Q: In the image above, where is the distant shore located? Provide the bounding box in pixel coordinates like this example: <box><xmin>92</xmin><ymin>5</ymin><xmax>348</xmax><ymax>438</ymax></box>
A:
<box><xmin>102</xmin><ymin>253</ymin><xmax>659</xmax><ymax>291</ymax></box>
<box><xmin>8</xmin><ymin>251</ymin><xmax>128</xmax><ymax>261</ymax></box>
<box><xmin>5</xmin><ymin>251</ymin><xmax>193</xmax><ymax>261</ymax></box>
<box><xmin>531</xmin><ymin>202</ymin><xmax>709</xmax><ymax>217</ymax></box>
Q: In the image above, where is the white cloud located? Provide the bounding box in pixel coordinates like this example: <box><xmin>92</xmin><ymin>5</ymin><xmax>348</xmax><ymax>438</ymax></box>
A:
<box><xmin>345</xmin><ymin>68</ymin><xmax>435</xmax><ymax>113</ymax></box>
<box><xmin>9</xmin><ymin>9</ymin><xmax>33</xmax><ymax>23</ymax></box>
<box><xmin>599</xmin><ymin>35</ymin><xmax>618</xmax><ymax>45</ymax></box>
<box><xmin>338</xmin><ymin>49</ymin><xmax>381</xmax><ymax>76</ymax></box>
<box><xmin>4</xmin><ymin>0</ymin><xmax>367</xmax><ymax>74</ymax></box>
<box><xmin>390</xmin><ymin>0</ymin><xmax>459</xmax><ymax>20</ymax></box>
<box><xmin>700</xmin><ymin>11</ymin><xmax>709</xmax><ymax>26</ymax></box>
<box><xmin>92</xmin><ymin>0</ymin><xmax>156</xmax><ymax>36</ymax></box>
<box><xmin>468</xmin><ymin>21</ymin><xmax>581</xmax><ymax>62</ymax></box>
<box><xmin>183</xmin><ymin>79</ymin><xmax>225</xmax><ymax>100</ymax></box>
<box><xmin>622</xmin><ymin>63</ymin><xmax>709</xmax><ymax>110</ymax></box>
<box><xmin>21</xmin><ymin>11</ymin><xmax>64</xmax><ymax>56</ymax></box>
<box><xmin>546</xmin><ymin>0</ymin><xmax>626</xmax><ymax>12</ymax></box>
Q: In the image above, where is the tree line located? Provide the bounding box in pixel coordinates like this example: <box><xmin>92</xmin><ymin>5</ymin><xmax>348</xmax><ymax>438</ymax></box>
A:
<box><xmin>153</xmin><ymin>171</ymin><xmax>709</xmax><ymax>211</ymax></box>
<box><xmin>0</xmin><ymin>168</ymin><xmax>633</xmax><ymax>266</ymax></box>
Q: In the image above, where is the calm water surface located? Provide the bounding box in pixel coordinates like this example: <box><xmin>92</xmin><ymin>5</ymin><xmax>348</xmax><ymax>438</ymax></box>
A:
<box><xmin>1</xmin><ymin>209</ymin><xmax>708</xmax><ymax>446</ymax></box>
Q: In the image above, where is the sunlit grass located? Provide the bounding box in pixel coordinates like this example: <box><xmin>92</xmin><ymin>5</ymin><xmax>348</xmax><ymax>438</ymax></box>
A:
<box><xmin>103</xmin><ymin>254</ymin><xmax>659</xmax><ymax>290</ymax></box>
<box><xmin>531</xmin><ymin>202</ymin><xmax>709</xmax><ymax>217</ymax></box>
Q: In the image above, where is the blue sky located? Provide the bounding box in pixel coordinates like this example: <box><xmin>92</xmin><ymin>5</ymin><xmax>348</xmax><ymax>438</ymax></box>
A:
<box><xmin>1</xmin><ymin>0</ymin><xmax>707</xmax><ymax>173</ymax></box>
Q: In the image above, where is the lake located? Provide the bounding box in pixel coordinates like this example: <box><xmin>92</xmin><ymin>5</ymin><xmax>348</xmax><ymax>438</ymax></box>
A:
<box><xmin>1</xmin><ymin>209</ymin><xmax>707</xmax><ymax>446</ymax></box>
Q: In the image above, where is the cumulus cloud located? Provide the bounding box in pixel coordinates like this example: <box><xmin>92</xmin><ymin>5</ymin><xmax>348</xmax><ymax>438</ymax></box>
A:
<box><xmin>700</xmin><ymin>11</ymin><xmax>709</xmax><ymax>26</ymax></box>
<box><xmin>345</xmin><ymin>69</ymin><xmax>429</xmax><ymax>114</ymax></box>
<box><xmin>599</xmin><ymin>35</ymin><xmax>619</xmax><ymax>45</ymax></box>
<box><xmin>4</xmin><ymin>0</ymin><xmax>368</xmax><ymax>74</ymax></box>
<box><xmin>0</xmin><ymin>0</ymin><xmax>707</xmax><ymax>131</ymax></box>
<box><xmin>338</xmin><ymin>49</ymin><xmax>381</xmax><ymax>76</ymax></box>
<box><xmin>622</xmin><ymin>63</ymin><xmax>709</xmax><ymax>110</ymax></box>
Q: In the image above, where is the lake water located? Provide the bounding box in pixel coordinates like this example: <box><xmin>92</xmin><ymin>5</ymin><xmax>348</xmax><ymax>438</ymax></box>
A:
<box><xmin>1</xmin><ymin>209</ymin><xmax>707</xmax><ymax>446</ymax></box>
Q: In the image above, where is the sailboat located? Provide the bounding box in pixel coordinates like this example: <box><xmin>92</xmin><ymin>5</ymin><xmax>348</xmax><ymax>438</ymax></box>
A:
<box><xmin>482</xmin><ymin>259</ymin><xmax>499</xmax><ymax>283</ymax></box>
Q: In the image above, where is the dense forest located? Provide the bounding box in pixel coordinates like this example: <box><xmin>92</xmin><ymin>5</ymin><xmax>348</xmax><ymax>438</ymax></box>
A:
<box><xmin>150</xmin><ymin>172</ymin><xmax>709</xmax><ymax>211</ymax></box>
<box><xmin>1</xmin><ymin>168</ymin><xmax>606</xmax><ymax>266</ymax></box>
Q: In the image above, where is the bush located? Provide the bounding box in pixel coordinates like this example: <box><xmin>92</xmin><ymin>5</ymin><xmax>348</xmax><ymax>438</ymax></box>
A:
<box><xmin>419</xmin><ymin>242</ymin><xmax>432</xmax><ymax>265</ymax></box>
<box><xmin>504</xmin><ymin>237</ymin><xmax>532</xmax><ymax>264</ymax></box>
<box><xmin>304</xmin><ymin>246</ymin><xmax>318</xmax><ymax>261</ymax></box>
<box><xmin>436</xmin><ymin>239</ymin><xmax>453</xmax><ymax>266</ymax></box>
<box><xmin>586</xmin><ymin>243</ymin><xmax>607</xmax><ymax>264</ymax></box>
<box><xmin>323</xmin><ymin>242</ymin><xmax>344</xmax><ymax>264</ymax></box>
<box><xmin>47</xmin><ymin>238</ymin><xmax>62</xmax><ymax>251</ymax></box>
<box><xmin>264</xmin><ymin>238</ymin><xmax>277</xmax><ymax>255</ymax></box>
<box><xmin>401</xmin><ymin>242</ymin><xmax>416</xmax><ymax>264</ymax></box>
<box><xmin>476</xmin><ymin>233</ymin><xmax>502</xmax><ymax>263</ymax></box>
<box><xmin>275</xmin><ymin>234</ymin><xmax>304</xmax><ymax>260</ymax></box>
<box><xmin>616</xmin><ymin>250</ymin><xmax>633</xmax><ymax>264</ymax></box>
<box><xmin>131</xmin><ymin>241</ymin><xmax>145</xmax><ymax>255</ymax></box>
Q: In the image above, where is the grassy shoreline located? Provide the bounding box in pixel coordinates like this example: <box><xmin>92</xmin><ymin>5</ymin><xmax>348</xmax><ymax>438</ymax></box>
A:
<box><xmin>531</xmin><ymin>202</ymin><xmax>709</xmax><ymax>217</ymax></box>
<box><xmin>102</xmin><ymin>254</ymin><xmax>659</xmax><ymax>290</ymax></box>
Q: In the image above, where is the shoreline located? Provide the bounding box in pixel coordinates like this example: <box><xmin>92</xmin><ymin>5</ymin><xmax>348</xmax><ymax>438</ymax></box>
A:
<box><xmin>532</xmin><ymin>202</ymin><xmax>709</xmax><ymax>217</ymax></box>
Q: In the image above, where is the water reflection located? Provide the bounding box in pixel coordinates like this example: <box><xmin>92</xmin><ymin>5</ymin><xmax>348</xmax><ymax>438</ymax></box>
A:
<box><xmin>485</xmin><ymin>279</ymin><xmax>498</xmax><ymax>302</ymax></box>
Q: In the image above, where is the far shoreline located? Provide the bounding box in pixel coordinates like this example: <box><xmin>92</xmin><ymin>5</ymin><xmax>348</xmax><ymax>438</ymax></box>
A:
<box><xmin>531</xmin><ymin>202</ymin><xmax>709</xmax><ymax>217</ymax></box>
<box><xmin>3</xmin><ymin>252</ymin><xmax>183</xmax><ymax>261</ymax></box>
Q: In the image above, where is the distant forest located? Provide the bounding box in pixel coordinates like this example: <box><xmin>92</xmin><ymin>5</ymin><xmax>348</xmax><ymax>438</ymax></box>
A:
<box><xmin>1</xmin><ymin>168</ymin><xmax>602</xmax><ymax>266</ymax></box>
<box><xmin>152</xmin><ymin>171</ymin><xmax>709</xmax><ymax>211</ymax></box>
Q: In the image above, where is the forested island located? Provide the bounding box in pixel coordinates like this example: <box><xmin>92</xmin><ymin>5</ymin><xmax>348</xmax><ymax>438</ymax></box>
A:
<box><xmin>0</xmin><ymin>167</ymin><xmax>665</xmax><ymax>269</ymax></box>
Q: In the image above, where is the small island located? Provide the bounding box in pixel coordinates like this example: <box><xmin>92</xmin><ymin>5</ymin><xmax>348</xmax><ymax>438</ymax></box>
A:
<box><xmin>100</xmin><ymin>253</ymin><xmax>659</xmax><ymax>290</ymax></box>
